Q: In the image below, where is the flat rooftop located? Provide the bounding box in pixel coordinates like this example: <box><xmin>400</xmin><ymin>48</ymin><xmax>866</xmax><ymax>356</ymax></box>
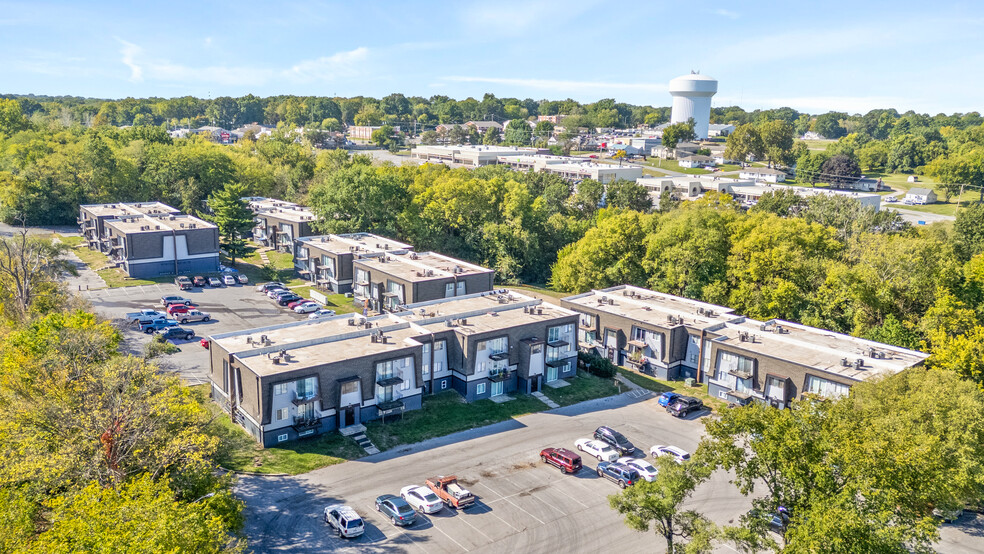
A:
<box><xmin>355</xmin><ymin>251</ymin><xmax>492</xmax><ymax>282</ymax></box>
<box><xmin>212</xmin><ymin>290</ymin><xmax>577</xmax><ymax>376</ymax></box>
<box><xmin>105</xmin><ymin>213</ymin><xmax>216</xmax><ymax>234</ymax></box>
<box><xmin>82</xmin><ymin>202</ymin><xmax>181</xmax><ymax>218</ymax></box>
<box><xmin>297</xmin><ymin>233</ymin><xmax>413</xmax><ymax>256</ymax></box>
<box><xmin>414</xmin><ymin>144</ymin><xmax>542</xmax><ymax>156</ymax></box>
<box><xmin>562</xmin><ymin>285</ymin><xmax>735</xmax><ymax>331</ymax></box>
<box><xmin>707</xmin><ymin>317</ymin><xmax>928</xmax><ymax>382</ymax></box>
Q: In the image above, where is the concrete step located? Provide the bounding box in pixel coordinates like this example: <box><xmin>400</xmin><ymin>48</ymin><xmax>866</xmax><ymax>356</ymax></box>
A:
<box><xmin>532</xmin><ymin>391</ymin><xmax>560</xmax><ymax>409</ymax></box>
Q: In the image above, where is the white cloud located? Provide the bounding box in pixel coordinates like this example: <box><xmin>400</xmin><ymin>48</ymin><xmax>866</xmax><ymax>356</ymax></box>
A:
<box><xmin>711</xmin><ymin>8</ymin><xmax>739</xmax><ymax>19</ymax></box>
<box><xmin>117</xmin><ymin>39</ymin><xmax>143</xmax><ymax>82</ymax></box>
<box><xmin>284</xmin><ymin>47</ymin><xmax>369</xmax><ymax>83</ymax></box>
<box><xmin>444</xmin><ymin>76</ymin><xmax>667</xmax><ymax>94</ymax></box>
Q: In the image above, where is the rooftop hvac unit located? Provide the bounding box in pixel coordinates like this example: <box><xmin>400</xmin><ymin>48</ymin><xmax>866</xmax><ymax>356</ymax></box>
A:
<box><xmin>371</xmin><ymin>334</ymin><xmax>378</xmax><ymax>343</ymax></box>
<box><xmin>841</xmin><ymin>358</ymin><xmax>851</xmax><ymax>367</ymax></box>
<box><xmin>854</xmin><ymin>359</ymin><xmax>864</xmax><ymax>370</ymax></box>
<box><xmin>246</xmin><ymin>336</ymin><xmax>254</xmax><ymax>345</ymax></box>
<box><xmin>409</xmin><ymin>252</ymin><xmax>418</xmax><ymax>260</ymax></box>
<box><xmin>348</xmin><ymin>318</ymin><xmax>356</xmax><ymax>326</ymax></box>
<box><xmin>535</xmin><ymin>307</ymin><xmax>543</xmax><ymax>315</ymax></box>
<box><xmin>739</xmin><ymin>331</ymin><xmax>750</xmax><ymax>342</ymax></box>
<box><xmin>445</xmin><ymin>319</ymin><xmax>454</xmax><ymax>327</ymax></box>
<box><xmin>460</xmin><ymin>318</ymin><xmax>468</xmax><ymax>325</ymax></box>
<box><xmin>697</xmin><ymin>307</ymin><xmax>705</xmax><ymax>315</ymax></box>
<box><xmin>271</xmin><ymin>356</ymin><xmax>282</xmax><ymax>364</ymax></box>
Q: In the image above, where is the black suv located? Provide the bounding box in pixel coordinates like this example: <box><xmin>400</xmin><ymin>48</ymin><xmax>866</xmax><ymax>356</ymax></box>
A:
<box><xmin>596</xmin><ymin>462</ymin><xmax>640</xmax><ymax>488</ymax></box>
<box><xmin>667</xmin><ymin>396</ymin><xmax>704</xmax><ymax>418</ymax></box>
<box><xmin>593</xmin><ymin>426</ymin><xmax>636</xmax><ymax>456</ymax></box>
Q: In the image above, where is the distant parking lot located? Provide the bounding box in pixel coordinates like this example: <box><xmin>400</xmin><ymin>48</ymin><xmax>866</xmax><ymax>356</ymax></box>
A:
<box><xmin>81</xmin><ymin>281</ymin><xmax>310</xmax><ymax>384</ymax></box>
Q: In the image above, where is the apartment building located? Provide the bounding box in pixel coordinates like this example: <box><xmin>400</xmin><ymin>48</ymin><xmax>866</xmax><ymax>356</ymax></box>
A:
<box><xmin>208</xmin><ymin>290</ymin><xmax>578</xmax><ymax>446</ymax></box>
<box><xmin>562</xmin><ymin>285</ymin><xmax>927</xmax><ymax>406</ymax></box>
<box><xmin>247</xmin><ymin>197</ymin><xmax>318</xmax><ymax>251</ymax></box>
<box><xmin>411</xmin><ymin>144</ymin><xmax>546</xmax><ymax>167</ymax></box>
<box><xmin>79</xmin><ymin>202</ymin><xmax>180</xmax><ymax>253</ymax></box>
<box><xmin>79</xmin><ymin>202</ymin><xmax>219</xmax><ymax>278</ymax></box>
<box><xmin>496</xmin><ymin>155</ymin><xmax>643</xmax><ymax>184</ymax></box>
<box><xmin>293</xmin><ymin>233</ymin><xmax>414</xmax><ymax>294</ymax></box>
<box><xmin>352</xmin><ymin>251</ymin><xmax>494</xmax><ymax>313</ymax></box>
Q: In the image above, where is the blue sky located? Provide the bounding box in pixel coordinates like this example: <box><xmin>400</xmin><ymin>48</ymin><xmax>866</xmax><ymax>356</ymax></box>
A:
<box><xmin>1</xmin><ymin>0</ymin><xmax>982</xmax><ymax>114</ymax></box>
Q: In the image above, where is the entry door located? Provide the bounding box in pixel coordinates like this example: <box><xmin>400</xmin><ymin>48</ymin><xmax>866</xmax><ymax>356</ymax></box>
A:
<box><xmin>531</xmin><ymin>377</ymin><xmax>539</xmax><ymax>393</ymax></box>
<box><xmin>342</xmin><ymin>407</ymin><xmax>355</xmax><ymax>427</ymax></box>
<box><xmin>491</xmin><ymin>381</ymin><xmax>503</xmax><ymax>397</ymax></box>
<box><xmin>546</xmin><ymin>366</ymin><xmax>558</xmax><ymax>383</ymax></box>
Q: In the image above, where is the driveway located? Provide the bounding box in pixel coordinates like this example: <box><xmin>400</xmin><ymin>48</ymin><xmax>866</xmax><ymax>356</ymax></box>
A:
<box><xmin>80</xmin><ymin>281</ymin><xmax>311</xmax><ymax>385</ymax></box>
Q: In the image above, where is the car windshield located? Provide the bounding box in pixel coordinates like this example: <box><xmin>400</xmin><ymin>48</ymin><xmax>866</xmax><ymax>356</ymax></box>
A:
<box><xmin>680</xmin><ymin>453</ymin><xmax>691</xmax><ymax>460</ymax></box>
<box><xmin>422</xmin><ymin>492</ymin><xmax>439</xmax><ymax>502</ymax></box>
<box><xmin>599</xmin><ymin>445</ymin><xmax>615</xmax><ymax>452</ymax></box>
<box><xmin>611</xmin><ymin>431</ymin><xmax>627</xmax><ymax>443</ymax></box>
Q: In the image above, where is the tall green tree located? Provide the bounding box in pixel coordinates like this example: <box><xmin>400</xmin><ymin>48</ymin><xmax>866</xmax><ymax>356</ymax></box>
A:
<box><xmin>605</xmin><ymin>179</ymin><xmax>652</xmax><ymax>212</ymax></box>
<box><xmin>503</xmin><ymin>119</ymin><xmax>533</xmax><ymax>145</ymax></box>
<box><xmin>758</xmin><ymin>120</ymin><xmax>796</xmax><ymax>168</ymax></box>
<box><xmin>608</xmin><ymin>455</ymin><xmax>715</xmax><ymax>554</ymax></box>
<box><xmin>662</xmin><ymin>119</ymin><xmax>696</xmax><ymax>149</ymax></box>
<box><xmin>308</xmin><ymin>164</ymin><xmax>409</xmax><ymax>236</ymax></box>
<box><xmin>206</xmin><ymin>183</ymin><xmax>255</xmax><ymax>266</ymax></box>
<box><xmin>724</xmin><ymin>124</ymin><xmax>765</xmax><ymax>163</ymax></box>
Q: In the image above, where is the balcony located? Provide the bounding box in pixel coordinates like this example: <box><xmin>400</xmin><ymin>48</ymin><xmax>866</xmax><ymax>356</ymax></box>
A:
<box><xmin>546</xmin><ymin>358</ymin><xmax>571</xmax><ymax>368</ymax></box>
<box><xmin>727</xmin><ymin>368</ymin><xmax>754</xmax><ymax>380</ymax></box>
<box><xmin>377</xmin><ymin>399</ymin><xmax>404</xmax><ymax>412</ymax></box>
<box><xmin>547</xmin><ymin>339</ymin><xmax>569</xmax><ymax>348</ymax></box>
<box><xmin>488</xmin><ymin>352</ymin><xmax>509</xmax><ymax>362</ymax></box>
<box><xmin>292</xmin><ymin>393</ymin><xmax>317</xmax><ymax>406</ymax></box>
<box><xmin>376</xmin><ymin>375</ymin><xmax>404</xmax><ymax>387</ymax></box>
<box><xmin>292</xmin><ymin>414</ymin><xmax>320</xmax><ymax>431</ymax></box>
<box><xmin>489</xmin><ymin>369</ymin><xmax>511</xmax><ymax>383</ymax></box>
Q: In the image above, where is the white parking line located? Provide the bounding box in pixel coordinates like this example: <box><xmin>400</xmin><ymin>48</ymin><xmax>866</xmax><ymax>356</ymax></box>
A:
<box><xmin>470</xmin><ymin>500</ymin><xmax>520</xmax><ymax>533</ymax></box>
<box><xmin>499</xmin><ymin>475</ymin><xmax>568</xmax><ymax>520</ymax></box>
<box><xmin>473</xmin><ymin>481</ymin><xmax>545</xmax><ymax>526</ymax></box>
<box><xmin>425</xmin><ymin>515</ymin><xmax>469</xmax><ymax>552</ymax></box>
<box><xmin>452</xmin><ymin>510</ymin><xmax>495</xmax><ymax>544</ymax></box>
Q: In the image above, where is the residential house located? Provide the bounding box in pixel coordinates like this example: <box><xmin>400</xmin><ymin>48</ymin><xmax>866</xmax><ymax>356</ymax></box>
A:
<box><xmin>348</xmin><ymin>125</ymin><xmax>401</xmax><ymax>141</ymax></box>
<box><xmin>678</xmin><ymin>155</ymin><xmax>716</xmax><ymax>169</ymax></box>
<box><xmin>738</xmin><ymin>167</ymin><xmax>787</xmax><ymax>183</ymax></box>
<box><xmin>904</xmin><ymin>188</ymin><xmax>937</xmax><ymax>204</ymax></box>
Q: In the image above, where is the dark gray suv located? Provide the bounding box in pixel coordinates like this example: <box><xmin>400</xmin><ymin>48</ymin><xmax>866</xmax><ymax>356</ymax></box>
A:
<box><xmin>667</xmin><ymin>396</ymin><xmax>704</xmax><ymax>417</ymax></box>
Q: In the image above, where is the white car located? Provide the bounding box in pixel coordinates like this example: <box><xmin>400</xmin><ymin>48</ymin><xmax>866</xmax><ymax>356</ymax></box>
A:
<box><xmin>223</xmin><ymin>274</ymin><xmax>237</xmax><ymax>286</ymax></box>
<box><xmin>400</xmin><ymin>485</ymin><xmax>443</xmax><ymax>514</ymax></box>
<box><xmin>617</xmin><ymin>457</ymin><xmax>659</xmax><ymax>482</ymax></box>
<box><xmin>651</xmin><ymin>445</ymin><xmax>691</xmax><ymax>463</ymax></box>
<box><xmin>575</xmin><ymin>438</ymin><xmax>619</xmax><ymax>462</ymax></box>
<box><xmin>293</xmin><ymin>300</ymin><xmax>320</xmax><ymax>313</ymax></box>
<box><xmin>308</xmin><ymin>308</ymin><xmax>336</xmax><ymax>320</ymax></box>
<box><xmin>324</xmin><ymin>504</ymin><xmax>364</xmax><ymax>538</ymax></box>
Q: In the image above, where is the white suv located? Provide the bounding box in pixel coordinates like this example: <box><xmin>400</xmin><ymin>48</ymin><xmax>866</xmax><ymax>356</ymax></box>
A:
<box><xmin>651</xmin><ymin>444</ymin><xmax>691</xmax><ymax>463</ymax></box>
<box><xmin>324</xmin><ymin>504</ymin><xmax>364</xmax><ymax>538</ymax></box>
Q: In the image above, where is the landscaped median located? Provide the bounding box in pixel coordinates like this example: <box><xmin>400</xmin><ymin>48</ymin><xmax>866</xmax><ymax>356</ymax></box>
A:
<box><xmin>212</xmin><ymin>372</ymin><xmax>626</xmax><ymax>475</ymax></box>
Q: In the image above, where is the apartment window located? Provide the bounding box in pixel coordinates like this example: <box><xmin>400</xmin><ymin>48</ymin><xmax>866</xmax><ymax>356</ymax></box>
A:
<box><xmin>422</xmin><ymin>344</ymin><xmax>430</xmax><ymax>375</ymax></box>
<box><xmin>717</xmin><ymin>352</ymin><xmax>755</xmax><ymax>380</ymax></box>
<box><xmin>445</xmin><ymin>283</ymin><xmax>454</xmax><ymax>298</ymax></box>
<box><xmin>340</xmin><ymin>381</ymin><xmax>359</xmax><ymax>396</ymax></box>
<box><xmin>605</xmin><ymin>329</ymin><xmax>618</xmax><ymax>348</ymax></box>
<box><xmin>297</xmin><ymin>246</ymin><xmax>309</xmax><ymax>259</ymax></box>
<box><xmin>548</xmin><ymin>326</ymin><xmax>562</xmax><ymax>343</ymax></box>
<box><xmin>805</xmin><ymin>375</ymin><xmax>850</xmax><ymax>399</ymax></box>
<box><xmin>278</xmin><ymin>434</ymin><xmax>288</xmax><ymax>443</ymax></box>
<box><xmin>400</xmin><ymin>378</ymin><xmax>410</xmax><ymax>391</ymax></box>
<box><xmin>435</xmin><ymin>340</ymin><xmax>445</xmax><ymax>351</ymax></box>
<box><xmin>456</xmin><ymin>281</ymin><xmax>466</xmax><ymax>296</ymax></box>
<box><xmin>379</xmin><ymin>386</ymin><xmax>394</xmax><ymax>403</ymax></box>
<box><xmin>766</xmin><ymin>377</ymin><xmax>786</xmax><ymax>400</ymax></box>
<box><xmin>377</xmin><ymin>360</ymin><xmax>395</xmax><ymax>379</ymax></box>
<box><xmin>477</xmin><ymin>337</ymin><xmax>507</xmax><ymax>354</ymax></box>
<box><xmin>273</xmin><ymin>383</ymin><xmax>287</xmax><ymax>396</ymax></box>
<box><xmin>435</xmin><ymin>361</ymin><xmax>444</xmax><ymax>372</ymax></box>
<box><xmin>296</xmin><ymin>376</ymin><xmax>317</xmax><ymax>398</ymax></box>
<box><xmin>222</xmin><ymin>360</ymin><xmax>229</xmax><ymax>390</ymax></box>
<box><xmin>632</xmin><ymin>327</ymin><xmax>647</xmax><ymax>341</ymax></box>
<box><xmin>321</xmin><ymin>255</ymin><xmax>335</xmax><ymax>278</ymax></box>
<box><xmin>297</xmin><ymin>402</ymin><xmax>314</xmax><ymax>418</ymax></box>
<box><xmin>477</xmin><ymin>383</ymin><xmax>486</xmax><ymax>395</ymax></box>
<box><xmin>387</xmin><ymin>280</ymin><xmax>405</xmax><ymax>304</ymax></box>
<box><xmin>276</xmin><ymin>408</ymin><xmax>289</xmax><ymax>421</ymax></box>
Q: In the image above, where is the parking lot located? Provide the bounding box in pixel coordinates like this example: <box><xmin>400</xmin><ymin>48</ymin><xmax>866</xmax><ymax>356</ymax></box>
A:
<box><xmin>80</xmin><ymin>280</ymin><xmax>310</xmax><ymax>384</ymax></box>
<box><xmin>237</xmin><ymin>393</ymin><xmax>751</xmax><ymax>553</ymax></box>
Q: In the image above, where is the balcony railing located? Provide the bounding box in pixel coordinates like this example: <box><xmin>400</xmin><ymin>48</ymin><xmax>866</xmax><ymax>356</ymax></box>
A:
<box><xmin>727</xmin><ymin>368</ymin><xmax>754</xmax><ymax>380</ymax></box>
<box><xmin>292</xmin><ymin>392</ymin><xmax>317</xmax><ymax>406</ymax></box>
<box><xmin>488</xmin><ymin>352</ymin><xmax>509</xmax><ymax>361</ymax></box>
<box><xmin>376</xmin><ymin>375</ymin><xmax>404</xmax><ymax>387</ymax></box>
<box><xmin>489</xmin><ymin>369</ymin><xmax>511</xmax><ymax>383</ymax></box>
<box><xmin>292</xmin><ymin>414</ymin><xmax>319</xmax><ymax>430</ymax></box>
<box><xmin>377</xmin><ymin>399</ymin><xmax>404</xmax><ymax>412</ymax></box>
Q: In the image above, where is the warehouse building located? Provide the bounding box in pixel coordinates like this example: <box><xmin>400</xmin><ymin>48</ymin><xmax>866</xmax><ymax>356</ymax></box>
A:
<box><xmin>411</xmin><ymin>144</ymin><xmax>546</xmax><ymax>166</ymax></box>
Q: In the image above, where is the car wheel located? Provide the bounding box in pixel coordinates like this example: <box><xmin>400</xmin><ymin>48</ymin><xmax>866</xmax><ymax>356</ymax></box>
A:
<box><xmin>186</xmin><ymin>334</ymin><xmax>193</xmax><ymax>340</ymax></box>
<box><xmin>144</xmin><ymin>328</ymin><xmax>153</xmax><ymax>334</ymax></box>
<box><xmin>391</xmin><ymin>516</ymin><xmax>397</xmax><ymax>525</ymax></box>
<box><xmin>184</xmin><ymin>301</ymin><xmax>191</xmax><ymax>305</ymax></box>
<box><xmin>180</xmin><ymin>319</ymin><xmax>188</xmax><ymax>324</ymax></box>
<box><xmin>597</xmin><ymin>455</ymin><xmax>603</xmax><ymax>461</ymax></box>
<box><xmin>560</xmin><ymin>466</ymin><xmax>567</xmax><ymax>474</ymax></box>
<box><xmin>203</xmin><ymin>316</ymin><xmax>210</xmax><ymax>321</ymax></box>
<box><xmin>417</xmin><ymin>506</ymin><xmax>424</xmax><ymax>514</ymax></box>
<box><xmin>375</xmin><ymin>503</ymin><xmax>381</xmax><ymax>512</ymax></box>
<box><xmin>576</xmin><ymin>444</ymin><xmax>583</xmax><ymax>451</ymax></box>
<box><xmin>597</xmin><ymin>469</ymin><xmax>603</xmax><ymax>477</ymax></box>
<box><xmin>619</xmin><ymin>480</ymin><xmax>626</xmax><ymax>489</ymax></box>
<box><xmin>541</xmin><ymin>455</ymin><xmax>547</xmax><ymax>463</ymax></box>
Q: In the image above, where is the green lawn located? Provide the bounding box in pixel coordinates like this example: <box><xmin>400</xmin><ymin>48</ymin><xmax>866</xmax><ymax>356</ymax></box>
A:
<box><xmin>506</xmin><ymin>284</ymin><xmax>570</xmax><ymax>301</ymax></box>
<box><xmin>801</xmin><ymin>139</ymin><xmax>836</xmax><ymax>151</ymax></box>
<box><xmin>864</xmin><ymin>171</ymin><xmax>971</xmax><ymax>217</ymax></box>
<box><xmin>646</xmin><ymin>159</ymin><xmax>711</xmax><ymax>175</ymax></box>
<box><xmin>540</xmin><ymin>370</ymin><xmax>621</xmax><ymax>407</ymax></box>
<box><xmin>289</xmin><ymin>286</ymin><xmax>359</xmax><ymax>315</ymax></box>
<box><xmin>59</xmin><ymin>235</ymin><xmax>172</xmax><ymax>288</ymax></box>
<box><xmin>211</xmin><ymin>411</ymin><xmax>361</xmax><ymax>475</ymax></box>
<box><xmin>364</xmin><ymin>391</ymin><xmax>547</xmax><ymax>452</ymax></box>
<box><xmin>616</xmin><ymin>368</ymin><xmax>726</xmax><ymax>413</ymax></box>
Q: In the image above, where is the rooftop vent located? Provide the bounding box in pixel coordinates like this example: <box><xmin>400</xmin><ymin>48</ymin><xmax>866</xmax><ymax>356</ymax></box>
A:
<box><xmin>854</xmin><ymin>359</ymin><xmax>865</xmax><ymax>370</ymax></box>
<box><xmin>445</xmin><ymin>319</ymin><xmax>454</xmax><ymax>327</ymax></box>
<box><xmin>697</xmin><ymin>307</ymin><xmax>705</xmax><ymax>315</ymax></box>
<box><xmin>841</xmin><ymin>358</ymin><xmax>851</xmax><ymax>367</ymax></box>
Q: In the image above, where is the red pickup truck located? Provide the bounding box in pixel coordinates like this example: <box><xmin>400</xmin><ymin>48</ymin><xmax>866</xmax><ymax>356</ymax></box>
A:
<box><xmin>425</xmin><ymin>476</ymin><xmax>476</xmax><ymax>510</ymax></box>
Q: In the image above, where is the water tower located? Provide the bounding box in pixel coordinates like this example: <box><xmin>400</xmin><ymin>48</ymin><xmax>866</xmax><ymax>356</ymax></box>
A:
<box><xmin>668</xmin><ymin>72</ymin><xmax>718</xmax><ymax>139</ymax></box>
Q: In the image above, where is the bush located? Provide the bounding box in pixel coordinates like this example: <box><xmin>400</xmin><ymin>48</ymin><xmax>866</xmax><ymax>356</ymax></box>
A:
<box><xmin>144</xmin><ymin>333</ymin><xmax>179</xmax><ymax>359</ymax></box>
<box><xmin>579</xmin><ymin>351</ymin><xmax>617</xmax><ymax>379</ymax></box>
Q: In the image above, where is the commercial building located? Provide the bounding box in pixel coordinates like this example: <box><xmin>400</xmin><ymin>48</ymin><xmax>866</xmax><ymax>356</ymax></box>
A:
<box><xmin>630</xmin><ymin>137</ymin><xmax>661</xmax><ymax>152</ymax></box>
<box><xmin>79</xmin><ymin>202</ymin><xmax>219</xmax><ymax>278</ymax></box>
<box><xmin>209</xmin><ymin>290</ymin><xmax>578</xmax><ymax>446</ymax></box>
<box><xmin>247</xmin><ymin>197</ymin><xmax>319</xmax><ymax>252</ymax></box>
<box><xmin>636</xmin><ymin>176</ymin><xmax>882</xmax><ymax>211</ymax></box>
<box><xmin>707</xmin><ymin>124</ymin><xmax>735</xmax><ymax>137</ymax></box>
<box><xmin>294</xmin><ymin>233</ymin><xmax>414</xmax><ymax>294</ymax></box>
<box><xmin>352</xmin><ymin>251</ymin><xmax>494</xmax><ymax>313</ymax></box>
<box><xmin>411</xmin><ymin>144</ymin><xmax>546</xmax><ymax>167</ymax></box>
<box><xmin>669</xmin><ymin>72</ymin><xmax>718</xmax><ymax>139</ymax></box>
<box><xmin>348</xmin><ymin>125</ymin><xmax>401</xmax><ymax>141</ymax></box>
<box><xmin>496</xmin><ymin>155</ymin><xmax>643</xmax><ymax>184</ymax></box>
<box><xmin>739</xmin><ymin>167</ymin><xmax>787</xmax><ymax>183</ymax></box>
<box><xmin>562</xmin><ymin>285</ymin><xmax>927</xmax><ymax>407</ymax></box>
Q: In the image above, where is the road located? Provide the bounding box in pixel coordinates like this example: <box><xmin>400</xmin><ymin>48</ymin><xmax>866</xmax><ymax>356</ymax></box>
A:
<box><xmin>883</xmin><ymin>204</ymin><xmax>956</xmax><ymax>224</ymax></box>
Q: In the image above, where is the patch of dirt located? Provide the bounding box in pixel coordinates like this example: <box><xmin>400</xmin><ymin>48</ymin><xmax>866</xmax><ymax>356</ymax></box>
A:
<box><xmin>510</xmin><ymin>461</ymin><xmax>537</xmax><ymax>471</ymax></box>
<box><xmin>519</xmin><ymin>485</ymin><xmax>547</xmax><ymax>497</ymax></box>
<box><xmin>457</xmin><ymin>478</ymin><xmax>477</xmax><ymax>487</ymax></box>
<box><xmin>479</xmin><ymin>470</ymin><xmax>496</xmax><ymax>479</ymax></box>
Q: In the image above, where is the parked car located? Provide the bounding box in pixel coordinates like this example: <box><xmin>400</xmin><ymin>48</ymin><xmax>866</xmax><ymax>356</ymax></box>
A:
<box><xmin>426</xmin><ymin>476</ymin><xmax>476</xmax><ymax>510</ymax></box>
<box><xmin>237</xmin><ymin>274</ymin><xmax>249</xmax><ymax>284</ymax></box>
<box><xmin>126</xmin><ymin>309</ymin><xmax>165</xmax><ymax>323</ymax></box>
<box><xmin>324</xmin><ymin>505</ymin><xmax>364</xmax><ymax>538</ymax></box>
<box><xmin>157</xmin><ymin>326</ymin><xmax>195</xmax><ymax>341</ymax></box>
<box><xmin>540</xmin><ymin>447</ymin><xmax>582</xmax><ymax>474</ymax></box>
<box><xmin>293</xmin><ymin>300</ymin><xmax>320</xmax><ymax>313</ymax></box>
<box><xmin>574</xmin><ymin>438</ymin><xmax>619</xmax><ymax>462</ymax></box>
<box><xmin>161</xmin><ymin>295</ymin><xmax>192</xmax><ymax>307</ymax></box>
<box><xmin>656</xmin><ymin>391</ymin><xmax>681</xmax><ymax>407</ymax></box>
<box><xmin>207</xmin><ymin>276</ymin><xmax>223</xmax><ymax>287</ymax></box>
<box><xmin>266</xmin><ymin>287</ymin><xmax>289</xmax><ymax>298</ymax></box>
<box><xmin>139</xmin><ymin>318</ymin><xmax>179</xmax><ymax>333</ymax></box>
<box><xmin>666</xmin><ymin>396</ymin><xmax>704</xmax><ymax>418</ymax></box>
<box><xmin>174</xmin><ymin>276</ymin><xmax>192</xmax><ymax>290</ymax></box>
<box><xmin>593</xmin><ymin>426</ymin><xmax>636</xmax><ymax>456</ymax></box>
<box><xmin>277</xmin><ymin>293</ymin><xmax>303</xmax><ymax>306</ymax></box>
<box><xmin>617</xmin><ymin>457</ymin><xmax>659</xmax><ymax>482</ymax></box>
<box><xmin>223</xmin><ymin>274</ymin><xmax>237</xmax><ymax>286</ymax></box>
<box><xmin>400</xmin><ymin>485</ymin><xmax>443</xmax><ymax>514</ymax></box>
<box><xmin>287</xmin><ymin>298</ymin><xmax>310</xmax><ymax>309</ymax></box>
<box><xmin>308</xmin><ymin>309</ymin><xmax>336</xmax><ymax>320</ymax></box>
<box><xmin>651</xmin><ymin>445</ymin><xmax>691</xmax><ymax>463</ymax></box>
<box><xmin>200</xmin><ymin>338</ymin><xmax>210</xmax><ymax>349</ymax></box>
<box><xmin>176</xmin><ymin>310</ymin><xmax>210</xmax><ymax>324</ymax></box>
<box><xmin>596</xmin><ymin>462</ymin><xmax>640</xmax><ymax>488</ymax></box>
<box><xmin>166</xmin><ymin>303</ymin><xmax>194</xmax><ymax>316</ymax></box>
<box><xmin>192</xmin><ymin>276</ymin><xmax>207</xmax><ymax>287</ymax></box>
<box><xmin>374</xmin><ymin>494</ymin><xmax>416</xmax><ymax>526</ymax></box>
<box><xmin>256</xmin><ymin>282</ymin><xmax>286</xmax><ymax>293</ymax></box>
